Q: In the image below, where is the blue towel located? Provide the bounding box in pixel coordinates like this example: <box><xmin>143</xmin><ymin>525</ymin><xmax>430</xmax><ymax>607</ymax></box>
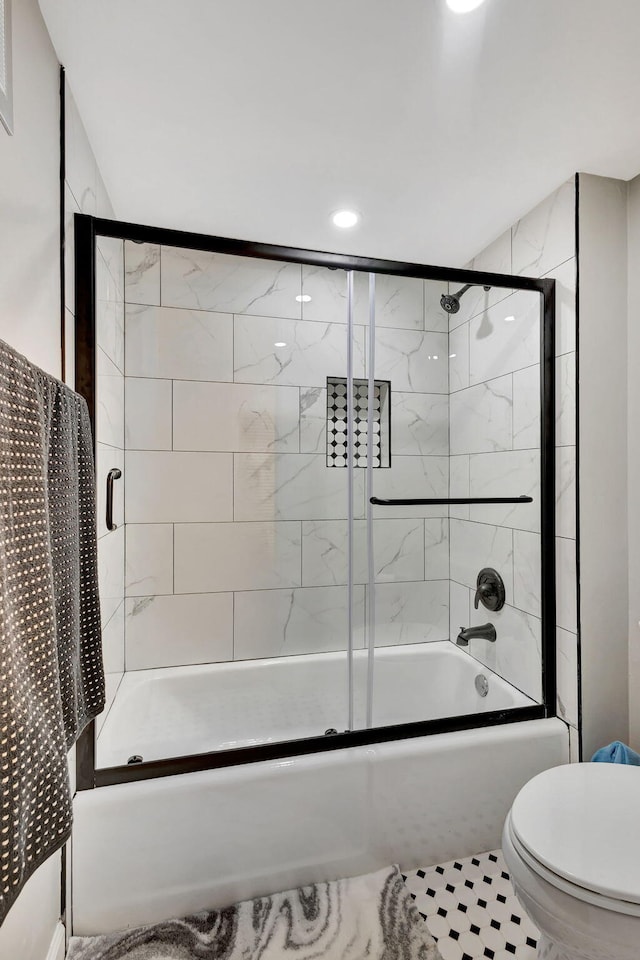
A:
<box><xmin>591</xmin><ymin>740</ymin><xmax>640</xmax><ymax>765</ymax></box>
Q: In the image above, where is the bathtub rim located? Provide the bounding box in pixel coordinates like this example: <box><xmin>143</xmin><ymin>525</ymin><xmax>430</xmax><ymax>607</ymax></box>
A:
<box><xmin>83</xmin><ymin>702</ymin><xmax>545</xmax><ymax>789</ymax></box>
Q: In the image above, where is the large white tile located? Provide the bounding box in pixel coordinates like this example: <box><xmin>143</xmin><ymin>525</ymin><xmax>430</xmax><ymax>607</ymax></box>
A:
<box><xmin>556</xmin><ymin>446</ymin><xmax>576</xmax><ymax>540</ymax></box>
<box><xmin>513</xmin><ymin>530</ymin><xmax>541</xmax><ymax>618</ymax></box>
<box><xmin>125</xmin><ymin>593</ymin><xmax>233</xmax><ymax>670</ymax></box>
<box><xmin>300</xmin><ymin>268</ymin><xmax>423</xmax><ymax>331</ymax></box>
<box><xmin>469</xmin><ymin>290</ymin><xmax>540</xmax><ymax>386</ymax></box>
<box><xmin>468</xmin><ymin>228</ymin><xmax>512</xmax><ymax>275</ymax></box>
<box><xmin>556</xmin><ymin>352</ymin><xmax>576</xmax><ymax>446</ymax></box>
<box><xmin>125</xmin><ymin>377</ymin><xmax>172</xmax><ymax>450</ymax></box>
<box><xmin>161</xmin><ymin>246</ymin><xmax>302</xmax><ymax>318</ymax></box>
<box><xmin>98</xmin><ymin>525</ymin><xmax>125</xmax><ymax>609</ymax></box>
<box><xmin>423</xmin><ymin>280</ymin><xmax>449</xmax><ymax>333</ymax></box>
<box><xmin>125</xmin><ymin>524</ymin><xmax>174</xmax><ymax>597</ymax></box>
<box><xmin>425</xmin><ymin>518</ymin><xmax>449</xmax><ymax>580</ymax></box>
<box><xmin>468</xmin><ymin>602</ymin><xmax>542</xmax><ymax>702</ymax></box>
<box><xmin>234</xmin><ymin>585</ymin><xmax>365</xmax><ymax>659</ymax></box>
<box><xmin>97</xmin><ymin>237</ymin><xmax>124</xmax><ymax>300</ymax></box>
<box><xmin>301</xmin><ymin>518</ymin><xmax>424</xmax><ymax>587</ymax></box>
<box><xmin>124</xmin><ymin>241</ymin><xmax>161</xmax><ymax>305</ymax></box>
<box><xmin>512</xmin><ymin>364</ymin><xmax>540</xmax><ymax>450</ymax></box>
<box><xmin>373</xmin><ymin>273</ymin><xmax>424</xmax><ymax>330</ymax></box>
<box><xmin>449</xmin><ymin>519</ymin><xmax>513</xmax><ymax>598</ymax></box>
<box><xmin>454</xmin><ymin>231</ymin><xmax>514</xmax><ymax>328</ymax></box>
<box><xmin>101</xmin><ymin>601</ymin><xmax>124</xmax><ymax>675</ymax></box>
<box><xmin>64</xmin><ymin>86</ymin><xmax>97</xmax><ymax>215</ymax></box>
<box><xmin>391</xmin><ymin>392</ymin><xmax>448</xmax><ymax>456</ymax></box>
<box><xmin>234</xmin><ymin>314</ymin><xmax>364</xmax><ymax>388</ymax></box>
<box><xmin>125</xmin><ymin>304</ymin><xmax>233</xmax><ymax>381</ymax></box>
<box><xmin>95</xmin><ymin>169</ymin><xmax>115</xmax><ymax>219</ymax></box>
<box><xmin>373</xmin><ymin>580</ymin><xmax>449</xmax><ymax>646</ymax></box>
<box><xmin>556</xmin><ymin>627</ymin><xmax>579</xmax><ymax>727</ymax></box>
<box><xmin>173</xmin><ymin>381</ymin><xmax>299</xmax><ymax>453</ymax></box>
<box><xmin>448</xmin><ymin>323</ymin><xmax>469</xmax><ymax>393</ymax></box>
<box><xmin>543</xmin><ymin>257</ymin><xmax>576</xmax><ymax>357</ymax></box>
<box><xmin>556</xmin><ymin>536</ymin><xmax>578</xmax><ymax>633</ymax></box>
<box><xmin>174</xmin><ymin>521</ymin><xmax>301</xmax><ymax>593</ymax></box>
<box><xmin>300</xmin><ymin>265</ymin><xmax>358</xmax><ymax>325</ymax></box>
<box><xmin>371</xmin><ymin>456</ymin><xmax>449</xmax><ymax>520</ymax></box>
<box><xmin>300</xmin><ymin>387</ymin><xmax>326</xmax><ymax>454</ymax></box>
<box><xmin>374</xmin><ymin>329</ymin><xmax>448</xmax><ymax>394</ymax></box>
<box><xmin>450</xmin><ymin>375</ymin><xmax>513</xmax><ymax>455</ymax></box>
<box><xmin>469</xmin><ymin>450</ymin><xmax>540</xmax><ymax>532</ymax></box>
<box><xmin>512</xmin><ymin>178</ymin><xmax>576</xmax><ymax>277</ymax></box>
<box><xmin>100</xmin><ymin>596</ymin><xmax>121</xmax><ymax>633</ymax></box>
<box><xmin>449</xmin><ymin>580</ymin><xmax>471</xmax><ymax>645</ymax></box>
<box><xmin>125</xmin><ymin>451</ymin><xmax>233</xmax><ymax>523</ymax></box>
<box><xmin>96</xmin><ymin>444</ymin><xmax>124</xmax><ymax>539</ymax></box>
<box><xmin>234</xmin><ymin>452</ymin><xmax>362</xmax><ymax>521</ymax></box>
<box><xmin>449</xmin><ymin>454</ymin><xmax>470</xmax><ymax>521</ymax></box>
<box><xmin>96</xmin><ymin>349</ymin><xmax>124</xmax><ymax>449</ymax></box>
<box><xmin>96</xmin><ymin>293</ymin><xmax>125</xmax><ymax>375</ymax></box>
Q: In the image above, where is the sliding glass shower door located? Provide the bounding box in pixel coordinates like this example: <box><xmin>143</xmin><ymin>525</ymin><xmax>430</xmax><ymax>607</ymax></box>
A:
<box><xmin>77</xmin><ymin>214</ymin><xmax>552</xmax><ymax>787</ymax></box>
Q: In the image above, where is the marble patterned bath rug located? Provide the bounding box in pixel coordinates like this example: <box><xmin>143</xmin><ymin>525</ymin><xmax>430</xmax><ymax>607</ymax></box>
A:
<box><xmin>67</xmin><ymin>865</ymin><xmax>442</xmax><ymax>960</ymax></box>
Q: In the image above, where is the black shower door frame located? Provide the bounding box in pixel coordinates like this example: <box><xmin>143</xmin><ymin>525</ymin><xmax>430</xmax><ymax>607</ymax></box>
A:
<box><xmin>74</xmin><ymin>213</ymin><xmax>556</xmax><ymax>790</ymax></box>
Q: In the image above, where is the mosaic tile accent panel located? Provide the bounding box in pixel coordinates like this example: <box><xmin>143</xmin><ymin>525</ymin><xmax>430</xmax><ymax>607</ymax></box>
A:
<box><xmin>326</xmin><ymin>377</ymin><xmax>390</xmax><ymax>468</ymax></box>
<box><xmin>403</xmin><ymin>849</ymin><xmax>538</xmax><ymax>960</ymax></box>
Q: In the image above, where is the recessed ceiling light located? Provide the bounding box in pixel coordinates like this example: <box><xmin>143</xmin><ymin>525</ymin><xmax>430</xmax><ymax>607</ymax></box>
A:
<box><xmin>449</xmin><ymin>353</ymin><xmax>457</xmax><ymax>359</ymax></box>
<box><xmin>446</xmin><ymin>0</ymin><xmax>486</xmax><ymax>12</ymax></box>
<box><xmin>332</xmin><ymin>210</ymin><xmax>360</xmax><ymax>229</ymax></box>
<box><xmin>504</xmin><ymin>315</ymin><xmax>515</xmax><ymax>323</ymax></box>
<box><xmin>296</xmin><ymin>294</ymin><xmax>312</xmax><ymax>303</ymax></box>
<box><xmin>274</xmin><ymin>341</ymin><xmax>287</xmax><ymax>348</ymax></box>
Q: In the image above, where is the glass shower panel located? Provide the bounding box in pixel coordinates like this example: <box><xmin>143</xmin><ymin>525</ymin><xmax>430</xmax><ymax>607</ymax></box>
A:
<box><xmin>93</xmin><ymin>236</ymin><xmax>125</xmax><ymax>745</ymax></box>
<box><xmin>361</xmin><ymin>276</ymin><xmax>544</xmax><ymax>731</ymax></box>
<box><xmin>449</xmin><ymin>287</ymin><xmax>543</xmax><ymax>706</ymax></box>
<box><xmin>95</xmin><ymin>245</ymin><xmax>358</xmax><ymax>767</ymax></box>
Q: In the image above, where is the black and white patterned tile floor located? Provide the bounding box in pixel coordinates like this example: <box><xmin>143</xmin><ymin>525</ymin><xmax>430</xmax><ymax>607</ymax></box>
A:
<box><xmin>403</xmin><ymin>849</ymin><xmax>539</xmax><ymax>960</ymax></box>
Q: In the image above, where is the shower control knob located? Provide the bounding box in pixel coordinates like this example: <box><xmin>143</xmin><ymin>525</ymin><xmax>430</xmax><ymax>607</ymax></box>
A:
<box><xmin>474</xmin><ymin>568</ymin><xmax>506</xmax><ymax>612</ymax></box>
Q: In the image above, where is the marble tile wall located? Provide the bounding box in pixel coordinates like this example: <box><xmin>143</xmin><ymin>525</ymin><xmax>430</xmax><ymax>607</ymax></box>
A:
<box><xmin>122</xmin><ymin>247</ymin><xmax>453</xmax><ymax>669</ymax></box>
<box><xmin>450</xmin><ymin>178</ymin><xmax>578</xmax><ymax>735</ymax></box>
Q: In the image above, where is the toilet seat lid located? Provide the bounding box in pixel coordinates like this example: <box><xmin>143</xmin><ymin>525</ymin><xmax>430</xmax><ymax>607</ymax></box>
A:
<box><xmin>510</xmin><ymin>762</ymin><xmax>640</xmax><ymax>906</ymax></box>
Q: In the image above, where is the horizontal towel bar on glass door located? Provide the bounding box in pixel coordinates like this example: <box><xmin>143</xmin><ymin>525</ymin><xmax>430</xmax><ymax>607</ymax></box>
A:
<box><xmin>369</xmin><ymin>495</ymin><xmax>533</xmax><ymax>506</ymax></box>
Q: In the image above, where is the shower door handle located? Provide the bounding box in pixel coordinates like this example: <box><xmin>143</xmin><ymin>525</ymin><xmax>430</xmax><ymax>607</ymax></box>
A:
<box><xmin>369</xmin><ymin>495</ymin><xmax>533</xmax><ymax>506</ymax></box>
<box><xmin>106</xmin><ymin>468</ymin><xmax>122</xmax><ymax>531</ymax></box>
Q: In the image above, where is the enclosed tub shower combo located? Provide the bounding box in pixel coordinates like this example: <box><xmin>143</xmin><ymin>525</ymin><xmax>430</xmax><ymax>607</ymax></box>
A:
<box><xmin>70</xmin><ymin>214</ymin><xmax>568</xmax><ymax>935</ymax></box>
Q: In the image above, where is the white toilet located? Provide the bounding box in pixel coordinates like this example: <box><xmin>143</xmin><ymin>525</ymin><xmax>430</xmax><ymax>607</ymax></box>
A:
<box><xmin>502</xmin><ymin>762</ymin><xmax>640</xmax><ymax>960</ymax></box>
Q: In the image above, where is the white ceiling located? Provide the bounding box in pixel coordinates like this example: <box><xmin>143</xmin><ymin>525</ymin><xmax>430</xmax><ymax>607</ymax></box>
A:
<box><xmin>40</xmin><ymin>0</ymin><xmax>640</xmax><ymax>266</ymax></box>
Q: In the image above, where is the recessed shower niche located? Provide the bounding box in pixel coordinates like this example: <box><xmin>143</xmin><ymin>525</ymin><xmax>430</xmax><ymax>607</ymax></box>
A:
<box><xmin>326</xmin><ymin>377</ymin><xmax>391</xmax><ymax>468</ymax></box>
<box><xmin>74</xmin><ymin>215</ymin><xmax>556</xmax><ymax>787</ymax></box>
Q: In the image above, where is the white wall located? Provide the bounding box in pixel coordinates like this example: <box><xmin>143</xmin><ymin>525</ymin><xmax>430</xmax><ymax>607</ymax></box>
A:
<box><xmin>0</xmin><ymin>0</ymin><xmax>60</xmax><ymax>376</ymax></box>
<box><xmin>577</xmin><ymin>174</ymin><xmax>629</xmax><ymax>760</ymax></box>
<box><xmin>627</xmin><ymin>175</ymin><xmax>640</xmax><ymax>750</ymax></box>
<box><xmin>0</xmin><ymin>0</ymin><xmax>63</xmax><ymax>957</ymax></box>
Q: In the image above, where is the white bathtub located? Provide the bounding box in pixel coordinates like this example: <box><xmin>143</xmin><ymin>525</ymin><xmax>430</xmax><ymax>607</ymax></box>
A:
<box><xmin>74</xmin><ymin>717</ymin><xmax>569</xmax><ymax>935</ymax></box>
<box><xmin>96</xmin><ymin>641</ymin><xmax>535</xmax><ymax>767</ymax></box>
